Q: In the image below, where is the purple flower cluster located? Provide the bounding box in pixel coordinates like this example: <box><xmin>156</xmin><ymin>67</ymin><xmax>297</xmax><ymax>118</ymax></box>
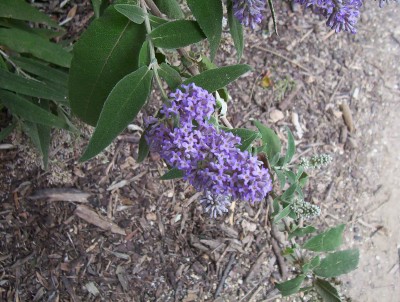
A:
<box><xmin>295</xmin><ymin>0</ymin><xmax>363</xmax><ymax>33</ymax></box>
<box><xmin>233</xmin><ymin>0</ymin><xmax>266</xmax><ymax>29</ymax></box>
<box><xmin>145</xmin><ymin>83</ymin><xmax>272</xmax><ymax>206</ymax></box>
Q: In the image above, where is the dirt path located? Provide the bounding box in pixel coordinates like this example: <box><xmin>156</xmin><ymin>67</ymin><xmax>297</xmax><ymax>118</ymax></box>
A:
<box><xmin>341</xmin><ymin>3</ymin><xmax>400</xmax><ymax>301</ymax></box>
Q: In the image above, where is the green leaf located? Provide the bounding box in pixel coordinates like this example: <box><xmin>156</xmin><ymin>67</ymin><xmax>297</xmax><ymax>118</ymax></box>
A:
<box><xmin>0</xmin><ymin>18</ymin><xmax>65</xmax><ymax>39</ymax></box>
<box><xmin>280</xmin><ymin>183</ymin><xmax>297</xmax><ymax>201</ymax></box>
<box><xmin>69</xmin><ymin>6</ymin><xmax>146</xmax><ymax>126</ymax></box>
<box><xmin>21</xmin><ymin>120</ymin><xmax>51</xmax><ymax>169</ymax></box>
<box><xmin>274</xmin><ymin>168</ymin><xmax>286</xmax><ymax>189</ymax></box>
<box><xmin>0</xmin><ymin>0</ymin><xmax>60</xmax><ymax>28</ymax></box>
<box><xmin>0</xmin><ymin>90</ymin><xmax>68</xmax><ymax>129</ymax></box>
<box><xmin>154</xmin><ymin>0</ymin><xmax>184</xmax><ymax>19</ymax></box>
<box><xmin>288</xmin><ymin>225</ymin><xmax>316</xmax><ymax>240</ymax></box>
<box><xmin>253</xmin><ymin>121</ymin><xmax>281</xmax><ymax>161</ymax></box>
<box><xmin>314</xmin><ymin>278</ymin><xmax>342</xmax><ymax>302</ymax></box>
<box><xmin>0</xmin><ymin>69</ymin><xmax>67</xmax><ymax>103</ymax></box>
<box><xmin>158</xmin><ymin>63</ymin><xmax>182</xmax><ymax>90</ymax></box>
<box><xmin>183</xmin><ymin>64</ymin><xmax>251</xmax><ymax>92</ymax></box>
<box><xmin>0</xmin><ymin>28</ymin><xmax>71</xmax><ymax>68</ymax></box>
<box><xmin>314</xmin><ymin>249</ymin><xmax>360</xmax><ymax>278</ymax></box>
<box><xmin>303</xmin><ymin>224</ymin><xmax>345</xmax><ymax>252</ymax></box>
<box><xmin>285</xmin><ymin>170</ymin><xmax>296</xmax><ymax>184</ymax></box>
<box><xmin>115</xmin><ymin>4</ymin><xmax>145</xmax><ymax>24</ymax></box>
<box><xmin>149</xmin><ymin>20</ymin><xmax>206</xmax><ymax>49</ymax></box>
<box><xmin>187</xmin><ymin>0</ymin><xmax>223</xmax><ymax>61</ymax></box>
<box><xmin>273</xmin><ymin>204</ymin><xmax>292</xmax><ymax>223</ymax></box>
<box><xmin>284</xmin><ymin>127</ymin><xmax>295</xmax><ymax>164</ymax></box>
<box><xmin>223</xmin><ymin>128</ymin><xmax>260</xmax><ymax>151</ymax></box>
<box><xmin>0</xmin><ymin>122</ymin><xmax>16</xmax><ymax>142</ymax></box>
<box><xmin>149</xmin><ymin>15</ymin><xmax>168</xmax><ymax>28</ymax></box>
<box><xmin>161</xmin><ymin>168</ymin><xmax>185</xmax><ymax>180</ymax></box>
<box><xmin>36</xmin><ymin>101</ymin><xmax>52</xmax><ymax>169</ymax></box>
<box><xmin>276</xmin><ymin>275</ymin><xmax>305</xmax><ymax>297</ymax></box>
<box><xmin>12</xmin><ymin>56</ymin><xmax>69</xmax><ymax>87</ymax></box>
<box><xmin>80</xmin><ymin>67</ymin><xmax>153</xmax><ymax>161</ymax></box>
<box><xmin>298</xmin><ymin>171</ymin><xmax>309</xmax><ymax>187</ymax></box>
<box><xmin>137</xmin><ymin>132</ymin><xmax>150</xmax><ymax>163</ymax></box>
<box><xmin>302</xmin><ymin>256</ymin><xmax>320</xmax><ymax>273</ymax></box>
<box><xmin>138</xmin><ymin>41</ymin><xmax>151</xmax><ymax>67</ymax></box>
<box><xmin>227</xmin><ymin>0</ymin><xmax>244</xmax><ymax>61</ymax></box>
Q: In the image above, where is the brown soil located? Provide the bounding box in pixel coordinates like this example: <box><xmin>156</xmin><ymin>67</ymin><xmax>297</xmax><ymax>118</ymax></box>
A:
<box><xmin>0</xmin><ymin>1</ymin><xmax>399</xmax><ymax>301</ymax></box>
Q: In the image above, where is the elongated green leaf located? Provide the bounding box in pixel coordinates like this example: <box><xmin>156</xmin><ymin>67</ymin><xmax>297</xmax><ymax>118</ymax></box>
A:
<box><xmin>36</xmin><ymin>100</ymin><xmax>52</xmax><ymax>169</ymax></box>
<box><xmin>137</xmin><ymin>132</ymin><xmax>149</xmax><ymax>163</ymax></box>
<box><xmin>302</xmin><ymin>256</ymin><xmax>321</xmax><ymax>273</ymax></box>
<box><xmin>0</xmin><ymin>91</ymin><xmax>68</xmax><ymax>129</ymax></box>
<box><xmin>183</xmin><ymin>64</ymin><xmax>251</xmax><ymax>92</ymax></box>
<box><xmin>69</xmin><ymin>6</ymin><xmax>146</xmax><ymax>126</ymax></box>
<box><xmin>149</xmin><ymin>15</ymin><xmax>168</xmax><ymax>28</ymax></box>
<box><xmin>159</xmin><ymin>63</ymin><xmax>182</xmax><ymax>90</ymax></box>
<box><xmin>0</xmin><ymin>18</ymin><xmax>65</xmax><ymax>39</ymax></box>
<box><xmin>273</xmin><ymin>204</ymin><xmax>292</xmax><ymax>223</ymax></box>
<box><xmin>284</xmin><ymin>127</ymin><xmax>295</xmax><ymax>164</ymax></box>
<box><xmin>0</xmin><ymin>55</ymin><xmax>7</xmax><ymax>70</ymax></box>
<box><xmin>314</xmin><ymin>278</ymin><xmax>341</xmax><ymax>302</ymax></box>
<box><xmin>276</xmin><ymin>275</ymin><xmax>305</xmax><ymax>296</ymax></box>
<box><xmin>187</xmin><ymin>0</ymin><xmax>222</xmax><ymax>61</ymax></box>
<box><xmin>115</xmin><ymin>4</ymin><xmax>145</xmax><ymax>24</ymax></box>
<box><xmin>149</xmin><ymin>20</ymin><xmax>206</xmax><ymax>49</ymax></box>
<box><xmin>0</xmin><ymin>123</ymin><xmax>16</xmax><ymax>142</ymax></box>
<box><xmin>21</xmin><ymin>120</ymin><xmax>51</xmax><ymax>169</ymax></box>
<box><xmin>288</xmin><ymin>225</ymin><xmax>316</xmax><ymax>240</ymax></box>
<box><xmin>224</xmin><ymin>128</ymin><xmax>260</xmax><ymax>151</ymax></box>
<box><xmin>12</xmin><ymin>57</ymin><xmax>68</xmax><ymax>87</ymax></box>
<box><xmin>154</xmin><ymin>0</ymin><xmax>184</xmax><ymax>19</ymax></box>
<box><xmin>0</xmin><ymin>28</ymin><xmax>71</xmax><ymax>68</ymax></box>
<box><xmin>92</xmin><ymin>0</ymin><xmax>109</xmax><ymax>18</ymax></box>
<box><xmin>253</xmin><ymin>121</ymin><xmax>281</xmax><ymax>161</ymax></box>
<box><xmin>0</xmin><ymin>69</ymin><xmax>67</xmax><ymax>103</ymax></box>
<box><xmin>138</xmin><ymin>41</ymin><xmax>151</xmax><ymax>67</ymax></box>
<box><xmin>314</xmin><ymin>249</ymin><xmax>360</xmax><ymax>278</ymax></box>
<box><xmin>274</xmin><ymin>168</ymin><xmax>286</xmax><ymax>189</ymax></box>
<box><xmin>227</xmin><ymin>0</ymin><xmax>244</xmax><ymax>61</ymax></box>
<box><xmin>161</xmin><ymin>168</ymin><xmax>184</xmax><ymax>180</ymax></box>
<box><xmin>303</xmin><ymin>224</ymin><xmax>345</xmax><ymax>252</ymax></box>
<box><xmin>0</xmin><ymin>0</ymin><xmax>60</xmax><ymax>28</ymax></box>
<box><xmin>280</xmin><ymin>183</ymin><xmax>297</xmax><ymax>201</ymax></box>
<box><xmin>80</xmin><ymin>67</ymin><xmax>153</xmax><ymax>161</ymax></box>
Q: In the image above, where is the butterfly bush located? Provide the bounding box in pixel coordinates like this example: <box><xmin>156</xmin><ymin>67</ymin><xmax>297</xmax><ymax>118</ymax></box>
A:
<box><xmin>295</xmin><ymin>0</ymin><xmax>362</xmax><ymax>33</ymax></box>
<box><xmin>233</xmin><ymin>0</ymin><xmax>266</xmax><ymax>29</ymax></box>
<box><xmin>145</xmin><ymin>84</ymin><xmax>273</xmax><ymax>215</ymax></box>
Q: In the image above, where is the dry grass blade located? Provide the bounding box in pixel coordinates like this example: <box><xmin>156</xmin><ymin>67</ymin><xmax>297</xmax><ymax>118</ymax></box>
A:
<box><xmin>74</xmin><ymin>205</ymin><xmax>126</xmax><ymax>235</ymax></box>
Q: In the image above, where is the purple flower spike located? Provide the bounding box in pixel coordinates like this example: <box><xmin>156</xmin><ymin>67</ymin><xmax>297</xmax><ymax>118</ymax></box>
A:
<box><xmin>145</xmin><ymin>83</ymin><xmax>273</xmax><ymax>206</ymax></box>
<box><xmin>294</xmin><ymin>0</ymin><xmax>363</xmax><ymax>33</ymax></box>
<box><xmin>233</xmin><ymin>0</ymin><xmax>266</xmax><ymax>29</ymax></box>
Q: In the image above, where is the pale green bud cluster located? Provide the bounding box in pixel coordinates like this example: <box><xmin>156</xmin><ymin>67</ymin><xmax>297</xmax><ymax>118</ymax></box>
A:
<box><xmin>291</xmin><ymin>198</ymin><xmax>321</xmax><ymax>219</ymax></box>
<box><xmin>299</xmin><ymin>154</ymin><xmax>333</xmax><ymax>170</ymax></box>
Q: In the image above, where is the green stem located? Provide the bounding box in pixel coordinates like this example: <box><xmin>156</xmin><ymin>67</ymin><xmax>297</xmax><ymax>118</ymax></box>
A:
<box><xmin>140</xmin><ymin>0</ymin><xmax>168</xmax><ymax>100</ymax></box>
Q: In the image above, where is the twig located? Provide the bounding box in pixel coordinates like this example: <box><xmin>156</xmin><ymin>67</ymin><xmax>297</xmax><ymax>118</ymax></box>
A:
<box><xmin>144</xmin><ymin>0</ymin><xmax>163</xmax><ymax>17</ymax></box>
<box><xmin>214</xmin><ymin>253</ymin><xmax>236</xmax><ymax>298</ymax></box>
<box><xmin>252</xmin><ymin>45</ymin><xmax>312</xmax><ymax>73</ymax></box>
<box><xmin>144</xmin><ymin>0</ymin><xmax>201</xmax><ymax>77</ymax></box>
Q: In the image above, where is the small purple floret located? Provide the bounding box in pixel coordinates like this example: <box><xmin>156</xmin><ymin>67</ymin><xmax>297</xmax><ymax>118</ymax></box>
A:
<box><xmin>145</xmin><ymin>83</ymin><xmax>272</xmax><ymax>204</ymax></box>
<box><xmin>233</xmin><ymin>0</ymin><xmax>266</xmax><ymax>29</ymax></box>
